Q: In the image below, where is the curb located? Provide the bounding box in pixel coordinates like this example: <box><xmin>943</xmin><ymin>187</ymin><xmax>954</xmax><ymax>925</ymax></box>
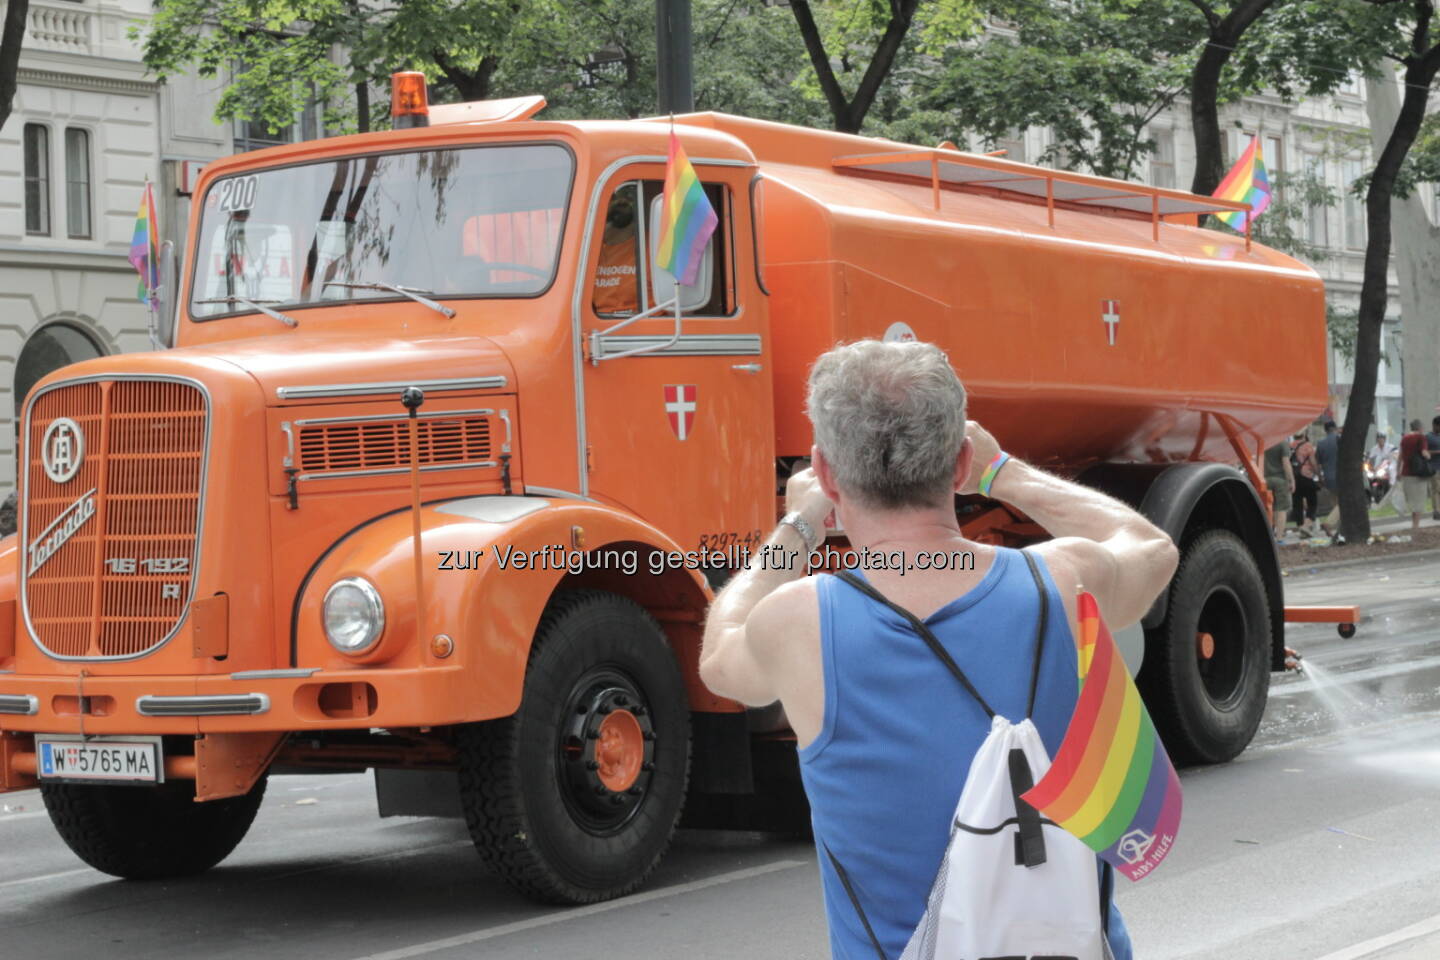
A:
<box><xmin>1281</xmin><ymin>545</ymin><xmax>1440</xmax><ymax>574</ymax></box>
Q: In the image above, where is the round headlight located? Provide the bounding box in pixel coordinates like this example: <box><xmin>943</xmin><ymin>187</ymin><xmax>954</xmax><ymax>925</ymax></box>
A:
<box><xmin>323</xmin><ymin>577</ymin><xmax>385</xmax><ymax>654</ymax></box>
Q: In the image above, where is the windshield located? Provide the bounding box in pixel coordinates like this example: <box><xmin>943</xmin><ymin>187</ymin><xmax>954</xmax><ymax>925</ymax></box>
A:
<box><xmin>189</xmin><ymin>143</ymin><xmax>573</xmax><ymax>319</ymax></box>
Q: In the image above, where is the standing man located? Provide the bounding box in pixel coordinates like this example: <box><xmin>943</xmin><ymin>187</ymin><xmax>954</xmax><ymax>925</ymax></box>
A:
<box><xmin>1427</xmin><ymin>416</ymin><xmax>1440</xmax><ymax>521</ymax></box>
<box><xmin>1263</xmin><ymin>440</ymin><xmax>1294</xmax><ymax>541</ymax></box>
<box><xmin>699</xmin><ymin>339</ymin><xmax>1177</xmax><ymax>960</ymax></box>
<box><xmin>1316</xmin><ymin>420</ymin><xmax>1342</xmax><ymax>537</ymax></box>
<box><xmin>1399</xmin><ymin>420</ymin><xmax>1431</xmax><ymax>535</ymax></box>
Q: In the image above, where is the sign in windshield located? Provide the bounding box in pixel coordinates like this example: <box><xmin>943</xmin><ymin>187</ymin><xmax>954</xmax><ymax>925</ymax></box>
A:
<box><xmin>190</xmin><ymin>143</ymin><xmax>574</xmax><ymax>318</ymax></box>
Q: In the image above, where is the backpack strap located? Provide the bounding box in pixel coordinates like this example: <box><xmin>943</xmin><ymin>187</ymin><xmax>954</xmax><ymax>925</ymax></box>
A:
<box><xmin>821</xmin><ymin>840</ymin><xmax>890</xmax><ymax>960</ymax></box>
<box><xmin>1020</xmin><ymin>550</ymin><xmax>1049</xmax><ymax>719</ymax></box>
<box><xmin>832</xmin><ymin>569</ymin><xmax>996</xmax><ymax>719</ymax></box>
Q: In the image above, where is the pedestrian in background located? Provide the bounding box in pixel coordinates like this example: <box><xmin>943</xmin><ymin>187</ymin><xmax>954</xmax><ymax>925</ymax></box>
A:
<box><xmin>1264</xmin><ymin>441</ymin><xmax>1293</xmax><ymax>542</ymax></box>
<box><xmin>1399</xmin><ymin>420</ymin><xmax>1432</xmax><ymax>535</ymax></box>
<box><xmin>1428</xmin><ymin>416</ymin><xmax>1440</xmax><ymax>521</ymax></box>
<box><xmin>1291</xmin><ymin>432</ymin><xmax>1319</xmax><ymax>537</ymax></box>
<box><xmin>1316</xmin><ymin>420</ymin><xmax>1342</xmax><ymax>537</ymax></box>
<box><xmin>700</xmin><ymin>339</ymin><xmax>1177</xmax><ymax>960</ymax></box>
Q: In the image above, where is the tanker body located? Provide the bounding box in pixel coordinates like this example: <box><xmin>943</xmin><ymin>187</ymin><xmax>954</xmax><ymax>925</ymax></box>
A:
<box><xmin>689</xmin><ymin>113</ymin><xmax>1329</xmax><ymax>466</ymax></box>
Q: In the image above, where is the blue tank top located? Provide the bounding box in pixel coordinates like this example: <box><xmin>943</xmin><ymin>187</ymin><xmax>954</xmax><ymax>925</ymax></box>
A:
<box><xmin>798</xmin><ymin>547</ymin><xmax>1132</xmax><ymax>959</ymax></box>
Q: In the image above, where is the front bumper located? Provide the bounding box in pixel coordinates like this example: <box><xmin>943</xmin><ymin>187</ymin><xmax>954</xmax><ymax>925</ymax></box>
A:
<box><xmin>0</xmin><ymin>664</ymin><xmax>470</xmax><ymax>736</ymax></box>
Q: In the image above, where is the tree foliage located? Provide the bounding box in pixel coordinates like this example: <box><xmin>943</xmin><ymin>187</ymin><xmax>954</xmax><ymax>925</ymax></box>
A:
<box><xmin>0</xmin><ymin>0</ymin><xmax>30</xmax><ymax>133</ymax></box>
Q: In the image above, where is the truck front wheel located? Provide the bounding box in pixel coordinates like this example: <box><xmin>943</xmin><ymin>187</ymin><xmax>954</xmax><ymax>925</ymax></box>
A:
<box><xmin>40</xmin><ymin>775</ymin><xmax>266</xmax><ymax>880</ymax></box>
<box><xmin>1139</xmin><ymin>530</ymin><xmax>1271</xmax><ymax>764</ymax></box>
<box><xmin>457</xmin><ymin>590</ymin><xmax>691</xmax><ymax>905</ymax></box>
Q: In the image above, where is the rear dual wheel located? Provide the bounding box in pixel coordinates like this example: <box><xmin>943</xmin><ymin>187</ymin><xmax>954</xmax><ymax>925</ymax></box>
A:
<box><xmin>458</xmin><ymin>590</ymin><xmax>691</xmax><ymax>904</ymax></box>
<box><xmin>1139</xmin><ymin>530</ymin><xmax>1271</xmax><ymax>764</ymax></box>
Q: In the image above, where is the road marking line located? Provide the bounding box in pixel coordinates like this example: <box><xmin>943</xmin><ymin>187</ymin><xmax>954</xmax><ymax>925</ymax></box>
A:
<box><xmin>1313</xmin><ymin>912</ymin><xmax>1440</xmax><ymax>960</ymax></box>
<box><xmin>0</xmin><ymin>868</ymin><xmax>89</xmax><ymax>890</ymax></box>
<box><xmin>350</xmin><ymin>859</ymin><xmax>809</xmax><ymax>960</ymax></box>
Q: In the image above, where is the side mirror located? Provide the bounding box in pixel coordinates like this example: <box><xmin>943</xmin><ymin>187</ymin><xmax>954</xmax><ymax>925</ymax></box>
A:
<box><xmin>647</xmin><ymin>194</ymin><xmax>713</xmax><ymax>311</ymax></box>
<box><xmin>150</xmin><ymin>240</ymin><xmax>178</xmax><ymax>349</ymax></box>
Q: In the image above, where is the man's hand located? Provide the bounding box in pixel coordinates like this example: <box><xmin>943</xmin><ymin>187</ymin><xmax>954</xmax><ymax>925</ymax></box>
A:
<box><xmin>958</xmin><ymin>421</ymin><xmax>1001</xmax><ymax>495</ymax></box>
<box><xmin>785</xmin><ymin>468</ymin><xmax>833</xmax><ymax>529</ymax></box>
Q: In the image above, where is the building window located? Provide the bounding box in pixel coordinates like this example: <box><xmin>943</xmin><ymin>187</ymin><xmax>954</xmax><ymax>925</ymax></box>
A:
<box><xmin>23</xmin><ymin>124</ymin><xmax>51</xmax><ymax>236</ymax></box>
<box><xmin>1264</xmin><ymin>134</ymin><xmax>1283</xmax><ymax>200</ymax></box>
<box><xmin>995</xmin><ymin>129</ymin><xmax>1026</xmax><ymax>163</ymax></box>
<box><xmin>1305</xmin><ymin>156</ymin><xmax>1328</xmax><ymax>248</ymax></box>
<box><xmin>1150</xmin><ymin>129</ymin><xmax>1175</xmax><ymax>189</ymax></box>
<box><xmin>1343</xmin><ymin>157</ymin><xmax>1366</xmax><ymax>249</ymax></box>
<box><xmin>14</xmin><ymin>321</ymin><xmax>106</xmax><ymax>416</ymax></box>
<box><xmin>64</xmin><ymin>128</ymin><xmax>92</xmax><ymax>239</ymax></box>
<box><xmin>1338</xmin><ymin>72</ymin><xmax>1361</xmax><ymax>97</ymax></box>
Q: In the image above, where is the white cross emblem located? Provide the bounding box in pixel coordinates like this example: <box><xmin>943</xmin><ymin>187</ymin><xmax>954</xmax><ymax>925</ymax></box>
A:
<box><xmin>1102</xmin><ymin>299</ymin><xmax>1120</xmax><ymax>347</ymax></box>
<box><xmin>664</xmin><ymin>385</ymin><xmax>697</xmax><ymax>441</ymax></box>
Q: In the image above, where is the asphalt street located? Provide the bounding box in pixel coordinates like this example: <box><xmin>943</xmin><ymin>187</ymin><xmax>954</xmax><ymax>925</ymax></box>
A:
<box><xmin>2</xmin><ymin>550</ymin><xmax>1438</xmax><ymax>960</ymax></box>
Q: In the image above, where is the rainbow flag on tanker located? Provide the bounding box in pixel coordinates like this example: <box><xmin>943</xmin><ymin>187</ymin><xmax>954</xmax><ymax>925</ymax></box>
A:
<box><xmin>129</xmin><ymin>180</ymin><xmax>160</xmax><ymax>305</ymax></box>
<box><xmin>655</xmin><ymin>131</ymin><xmax>718</xmax><ymax>287</ymax></box>
<box><xmin>1022</xmin><ymin>592</ymin><xmax>1182</xmax><ymax>881</ymax></box>
<box><xmin>1211</xmin><ymin>137</ymin><xmax>1272</xmax><ymax>231</ymax></box>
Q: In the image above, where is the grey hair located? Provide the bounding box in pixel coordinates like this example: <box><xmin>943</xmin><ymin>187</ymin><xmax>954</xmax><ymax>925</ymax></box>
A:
<box><xmin>806</xmin><ymin>339</ymin><xmax>967</xmax><ymax>509</ymax></box>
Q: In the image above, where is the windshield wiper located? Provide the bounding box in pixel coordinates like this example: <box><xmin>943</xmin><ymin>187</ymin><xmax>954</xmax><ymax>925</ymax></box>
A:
<box><xmin>323</xmin><ymin>280</ymin><xmax>456</xmax><ymax>319</ymax></box>
<box><xmin>194</xmin><ymin>295</ymin><xmax>298</xmax><ymax>328</ymax></box>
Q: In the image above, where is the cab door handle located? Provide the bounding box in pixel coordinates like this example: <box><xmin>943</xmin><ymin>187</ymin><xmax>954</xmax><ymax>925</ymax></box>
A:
<box><xmin>731</xmin><ymin>363</ymin><xmax>763</xmax><ymax>373</ymax></box>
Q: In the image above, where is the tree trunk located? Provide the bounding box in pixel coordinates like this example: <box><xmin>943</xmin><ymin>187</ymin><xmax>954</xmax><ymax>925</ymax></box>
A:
<box><xmin>1188</xmin><ymin>38</ymin><xmax>1231</xmax><ymax>197</ymax></box>
<box><xmin>1339</xmin><ymin>57</ymin><xmax>1440</xmax><ymax>544</ymax></box>
<box><xmin>0</xmin><ymin>0</ymin><xmax>31</xmax><ymax>133</ymax></box>
<box><xmin>433</xmin><ymin>52</ymin><xmax>497</xmax><ymax>103</ymax></box>
<box><xmin>356</xmin><ymin>80</ymin><xmax>370</xmax><ymax>134</ymax></box>
<box><xmin>789</xmin><ymin>0</ymin><xmax>854</xmax><ymax>132</ymax></box>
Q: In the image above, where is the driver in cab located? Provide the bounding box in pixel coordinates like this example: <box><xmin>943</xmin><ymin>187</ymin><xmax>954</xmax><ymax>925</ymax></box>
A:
<box><xmin>594</xmin><ymin>190</ymin><xmax>640</xmax><ymax>316</ymax></box>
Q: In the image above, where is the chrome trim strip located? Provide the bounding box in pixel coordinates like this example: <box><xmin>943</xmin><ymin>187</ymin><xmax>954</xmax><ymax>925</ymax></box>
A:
<box><xmin>229</xmin><ymin>668</ymin><xmax>318</xmax><ymax>680</ymax></box>
<box><xmin>0</xmin><ymin>694</ymin><xmax>39</xmax><ymax>716</ymax></box>
<box><xmin>571</xmin><ymin>154</ymin><xmax>752</xmax><ymax>499</ymax></box>
<box><xmin>522</xmin><ymin>485</ymin><xmax>595</xmax><ymax>502</ymax></box>
<box><xmin>135</xmin><ymin>693</ymin><xmax>270</xmax><ymax>717</ymax></box>
<box><xmin>293</xmin><ymin>408</ymin><xmax>496</xmax><ymax>427</ymax></box>
<box><xmin>275</xmin><ymin>377</ymin><xmax>507</xmax><ymax>400</ymax></box>
<box><xmin>298</xmin><ymin>460</ymin><xmax>498</xmax><ymax>482</ymax></box>
<box><xmin>592</xmin><ymin>333</ymin><xmax>762</xmax><ymax>360</ymax></box>
<box><xmin>20</xmin><ymin>373</ymin><xmax>213</xmax><ymax>663</ymax></box>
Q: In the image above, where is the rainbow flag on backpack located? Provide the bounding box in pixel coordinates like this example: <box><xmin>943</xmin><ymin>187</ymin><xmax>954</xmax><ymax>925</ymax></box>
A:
<box><xmin>1022</xmin><ymin>591</ymin><xmax>1182</xmax><ymax>881</ymax></box>
<box><xmin>655</xmin><ymin>131</ymin><xmax>717</xmax><ymax>287</ymax></box>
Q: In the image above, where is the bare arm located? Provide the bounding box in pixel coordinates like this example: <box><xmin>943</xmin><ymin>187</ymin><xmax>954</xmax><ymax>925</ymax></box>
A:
<box><xmin>963</xmin><ymin>424</ymin><xmax>1179</xmax><ymax>629</ymax></box>
<box><xmin>698</xmin><ymin>472</ymin><xmax>832</xmax><ymax>706</ymax></box>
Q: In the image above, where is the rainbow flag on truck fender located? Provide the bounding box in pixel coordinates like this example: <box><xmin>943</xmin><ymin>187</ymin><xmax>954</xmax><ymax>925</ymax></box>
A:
<box><xmin>1022</xmin><ymin>591</ymin><xmax>1182</xmax><ymax>881</ymax></box>
<box><xmin>655</xmin><ymin>131</ymin><xmax>717</xmax><ymax>287</ymax></box>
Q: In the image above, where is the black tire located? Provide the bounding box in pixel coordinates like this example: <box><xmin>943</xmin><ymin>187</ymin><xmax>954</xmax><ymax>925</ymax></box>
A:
<box><xmin>40</xmin><ymin>775</ymin><xmax>266</xmax><ymax>880</ymax></box>
<box><xmin>457</xmin><ymin>590</ymin><xmax>691</xmax><ymax>904</ymax></box>
<box><xmin>1139</xmin><ymin>530</ymin><xmax>1271</xmax><ymax>764</ymax></box>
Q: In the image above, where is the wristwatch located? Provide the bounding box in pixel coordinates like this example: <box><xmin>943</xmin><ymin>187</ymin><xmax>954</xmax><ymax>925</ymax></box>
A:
<box><xmin>779</xmin><ymin>511</ymin><xmax>821</xmax><ymax>552</ymax></box>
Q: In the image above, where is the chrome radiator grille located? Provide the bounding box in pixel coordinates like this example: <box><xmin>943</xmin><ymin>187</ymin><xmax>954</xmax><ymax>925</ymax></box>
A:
<box><xmin>22</xmin><ymin>377</ymin><xmax>208</xmax><ymax>659</ymax></box>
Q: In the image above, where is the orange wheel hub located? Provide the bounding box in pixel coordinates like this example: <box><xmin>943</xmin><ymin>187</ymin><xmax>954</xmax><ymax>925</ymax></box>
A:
<box><xmin>595</xmin><ymin>709</ymin><xmax>644</xmax><ymax>793</ymax></box>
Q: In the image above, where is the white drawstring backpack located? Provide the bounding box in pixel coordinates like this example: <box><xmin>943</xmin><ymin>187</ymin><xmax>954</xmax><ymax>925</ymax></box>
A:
<box><xmin>829</xmin><ymin>553</ymin><xmax>1113</xmax><ymax>960</ymax></box>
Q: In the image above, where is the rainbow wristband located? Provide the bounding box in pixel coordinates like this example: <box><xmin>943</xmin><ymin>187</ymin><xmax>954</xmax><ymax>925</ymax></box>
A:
<box><xmin>978</xmin><ymin>451</ymin><xmax>1011</xmax><ymax>498</ymax></box>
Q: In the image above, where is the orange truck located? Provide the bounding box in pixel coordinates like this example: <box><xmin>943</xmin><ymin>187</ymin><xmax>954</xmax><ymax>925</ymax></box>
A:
<box><xmin>0</xmin><ymin>76</ymin><xmax>1341</xmax><ymax>904</ymax></box>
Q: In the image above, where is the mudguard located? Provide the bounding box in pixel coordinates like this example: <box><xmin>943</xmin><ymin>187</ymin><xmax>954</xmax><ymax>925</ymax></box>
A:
<box><xmin>292</xmin><ymin>495</ymin><xmax>718</xmax><ymax>724</ymax></box>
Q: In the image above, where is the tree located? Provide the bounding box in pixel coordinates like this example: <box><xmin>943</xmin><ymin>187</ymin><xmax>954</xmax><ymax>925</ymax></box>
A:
<box><xmin>1335</xmin><ymin>0</ymin><xmax>1440</xmax><ymax>545</ymax></box>
<box><xmin>1185</xmin><ymin>0</ymin><xmax>1285</xmax><ymax>196</ymax></box>
<box><xmin>0</xmin><ymin>0</ymin><xmax>29</xmax><ymax>132</ymax></box>
<box><xmin>788</xmin><ymin>0</ymin><xmax>981</xmax><ymax>134</ymax></box>
<box><xmin>137</xmin><ymin>0</ymin><xmax>578</xmax><ymax>135</ymax></box>
<box><xmin>917</xmin><ymin>1</ymin><xmax>1196</xmax><ymax>178</ymax></box>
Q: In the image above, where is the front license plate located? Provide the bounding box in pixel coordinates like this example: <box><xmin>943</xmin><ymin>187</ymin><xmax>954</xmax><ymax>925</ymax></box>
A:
<box><xmin>35</xmin><ymin>738</ymin><xmax>162</xmax><ymax>784</ymax></box>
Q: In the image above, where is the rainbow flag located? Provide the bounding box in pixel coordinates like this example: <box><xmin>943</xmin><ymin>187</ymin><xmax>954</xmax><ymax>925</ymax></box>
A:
<box><xmin>129</xmin><ymin>180</ymin><xmax>160</xmax><ymax>305</ymax></box>
<box><xmin>1212</xmin><ymin>137</ymin><xmax>1271</xmax><ymax>231</ymax></box>
<box><xmin>1022</xmin><ymin>592</ymin><xmax>1182</xmax><ymax>881</ymax></box>
<box><xmin>655</xmin><ymin>131</ymin><xmax>718</xmax><ymax>287</ymax></box>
